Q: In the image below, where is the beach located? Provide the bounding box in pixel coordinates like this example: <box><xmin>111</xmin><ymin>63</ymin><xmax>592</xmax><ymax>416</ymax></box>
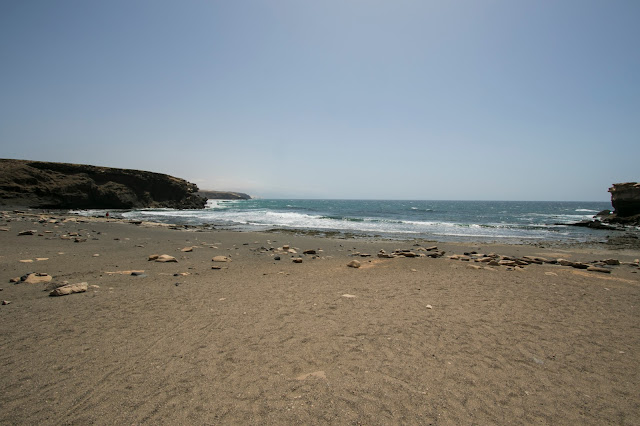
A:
<box><xmin>1</xmin><ymin>210</ymin><xmax>639</xmax><ymax>425</ymax></box>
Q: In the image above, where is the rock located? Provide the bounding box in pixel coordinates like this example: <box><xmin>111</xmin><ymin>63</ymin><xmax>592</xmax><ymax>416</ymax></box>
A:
<box><xmin>396</xmin><ymin>251</ymin><xmax>418</xmax><ymax>258</ymax></box>
<box><xmin>587</xmin><ymin>266</ymin><xmax>611</xmax><ymax>273</ymax></box>
<box><xmin>49</xmin><ymin>282</ymin><xmax>88</xmax><ymax>296</ymax></box>
<box><xmin>602</xmin><ymin>258</ymin><xmax>620</xmax><ymax>265</ymax></box>
<box><xmin>341</xmin><ymin>294</ymin><xmax>356</xmax><ymax>298</ymax></box>
<box><xmin>130</xmin><ymin>271</ymin><xmax>146</xmax><ymax>276</ymax></box>
<box><xmin>22</xmin><ymin>273</ymin><xmax>53</xmax><ymax>284</ymax></box>
<box><xmin>282</xmin><ymin>245</ymin><xmax>290</xmax><ymax>250</ymax></box>
<box><xmin>378</xmin><ymin>253</ymin><xmax>396</xmax><ymax>258</ymax></box>
<box><xmin>19</xmin><ymin>259</ymin><xmax>33</xmax><ymax>263</ymax></box>
<box><xmin>522</xmin><ymin>256</ymin><xmax>547</xmax><ymax>264</ymax></box>
<box><xmin>303</xmin><ymin>249</ymin><xmax>317</xmax><ymax>255</ymax></box>
<box><xmin>148</xmin><ymin>254</ymin><xmax>159</xmax><ymax>261</ymax></box>
<box><xmin>0</xmin><ymin>159</ymin><xmax>207</xmax><ymax>210</ymax></box>
<box><xmin>488</xmin><ymin>260</ymin><xmax>501</xmax><ymax>266</ymax></box>
<box><xmin>426</xmin><ymin>304</ymin><xmax>433</xmax><ymax>309</ymax></box>
<box><xmin>212</xmin><ymin>256</ymin><xmax>231</xmax><ymax>262</ymax></box>
<box><xmin>9</xmin><ymin>277</ymin><xmax>20</xmax><ymax>283</ymax></box>
<box><xmin>181</xmin><ymin>247</ymin><xmax>193</xmax><ymax>252</ymax></box>
<box><xmin>2</xmin><ymin>300</ymin><xmax>10</xmax><ymax>305</ymax></box>
<box><xmin>18</xmin><ymin>230</ymin><xmax>36</xmax><ymax>236</ymax></box>
<box><xmin>498</xmin><ymin>260</ymin><xmax>517</xmax><ymax>266</ymax></box>
<box><xmin>467</xmin><ymin>264</ymin><xmax>483</xmax><ymax>270</ymax></box>
<box><xmin>608</xmin><ymin>182</ymin><xmax>640</xmax><ymax>218</ymax></box>
<box><xmin>571</xmin><ymin>262</ymin><xmax>589</xmax><ymax>269</ymax></box>
<box><xmin>292</xmin><ymin>258</ymin><xmax>303</xmax><ymax>263</ymax></box>
<box><xmin>426</xmin><ymin>246</ymin><xmax>438</xmax><ymax>251</ymax></box>
<box><xmin>274</xmin><ymin>256</ymin><xmax>281</xmax><ymax>261</ymax></box>
<box><xmin>211</xmin><ymin>265</ymin><xmax>223</xmax><ymax>270</ymax></box>
<box><xmin>557</xmin><ymin>259</ymin><xmax>574</xmax><ymax>266</ymax></box>
<box><xmin>155</xmin><ymin>255</ymin><xmax>178</xmax><ymax>263</ymax></box>
<box><xmin>196</xmin><ymin>190</ymin><xmax>251</xmax><ymax>200</ymax></box>
<box><xmin>347</xmin><ymin>260</ymin><xmax>361</xmax><ymax>268</ymax></box>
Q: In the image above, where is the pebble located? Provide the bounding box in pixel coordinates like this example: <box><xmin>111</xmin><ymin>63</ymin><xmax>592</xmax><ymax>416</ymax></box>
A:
<box><xmin>181</xmin><ymin>247</ymin><xmax>193</xmax><ymax>252</ymax></box>
<box><xmin>292</xmin><ymin>258</ymin><xmax>303</xmax><ymax>263</ymax></box>
<box><xmin>2</xmin><ymin>300</ymin><xmax>10</xmax><ymax>305</ymax></box>
<box><xmin>212</xmin><ymin>256</ymin><xmax>231</xmax><ymax>262</ymax></box>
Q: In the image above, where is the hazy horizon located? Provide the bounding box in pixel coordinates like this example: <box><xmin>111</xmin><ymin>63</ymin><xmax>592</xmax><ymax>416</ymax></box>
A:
<box><xmin>1</xmin><ymin>1</ymin><xmax>638</xmax><ymax>202</ymax></box>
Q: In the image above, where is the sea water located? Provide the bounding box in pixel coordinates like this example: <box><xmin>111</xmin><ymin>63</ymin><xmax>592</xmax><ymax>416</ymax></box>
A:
<box><xmin>82</xmin><ymin>199</ymin><xmax>616</xmax><ymax>243</ymax></box>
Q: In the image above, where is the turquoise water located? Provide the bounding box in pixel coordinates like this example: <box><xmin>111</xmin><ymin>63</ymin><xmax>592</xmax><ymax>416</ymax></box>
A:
<box><xmin>102</xmin><ymin>199</ymin><xmax>614</xmax><ymax>243</ymax></box>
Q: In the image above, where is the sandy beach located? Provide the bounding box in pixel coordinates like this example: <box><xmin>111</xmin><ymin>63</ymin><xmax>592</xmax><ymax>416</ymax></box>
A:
<box><xmin>1</xmin><ymin>210</ymin><xmax>639</xmax><ymax>425</ymax></box>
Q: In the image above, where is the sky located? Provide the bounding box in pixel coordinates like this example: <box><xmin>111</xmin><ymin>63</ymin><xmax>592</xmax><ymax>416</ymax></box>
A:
<box><xmin>0</xmin><ymin>0</ymin><xmax>638</xmax><ymax>201</ymax></box>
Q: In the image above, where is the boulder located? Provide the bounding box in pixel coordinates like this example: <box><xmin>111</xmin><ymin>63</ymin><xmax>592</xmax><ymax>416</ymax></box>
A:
<box><xmin>609</xmin><ymin>182</ymin><xmax>640</xmax><ymax>217</ymax></box>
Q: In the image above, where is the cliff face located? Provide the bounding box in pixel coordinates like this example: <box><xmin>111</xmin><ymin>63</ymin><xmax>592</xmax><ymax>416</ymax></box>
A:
<box><xmin>605</xmin><ymin>182</ymin><xmax>640</xmax><ymax>225</ymax></box>
<box><xmin>197</xmin><ymin>190</ymin><xmax>251</xmax><ymax>200</ymax></box>
<box><xmin>0</xmin><ymin>159</ymin><xmax>206</xmax><ymax>209</ymax></box>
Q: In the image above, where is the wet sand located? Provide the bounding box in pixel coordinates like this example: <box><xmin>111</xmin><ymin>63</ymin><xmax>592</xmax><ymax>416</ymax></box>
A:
<box><xmin>1</xmin><ymin>211</ymin><xmax>639</xmax><ymax>425</ymax></box>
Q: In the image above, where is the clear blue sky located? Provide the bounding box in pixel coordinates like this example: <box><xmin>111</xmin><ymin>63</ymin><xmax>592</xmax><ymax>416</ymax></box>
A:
<box><xmin>1</xmin><ymin>0</ymin><xmax>638</xmax><ymax>201</ymax></box>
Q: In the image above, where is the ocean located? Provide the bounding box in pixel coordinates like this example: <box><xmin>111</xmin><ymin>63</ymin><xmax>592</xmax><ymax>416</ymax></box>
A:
<box><xmin>77</xmin><ymin>199</ymin><xmax>617</xmax><ymax>244</ymax></box>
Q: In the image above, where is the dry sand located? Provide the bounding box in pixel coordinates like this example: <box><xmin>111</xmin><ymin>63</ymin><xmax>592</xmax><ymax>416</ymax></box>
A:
<box><xmin>1</xmin><ymin>210</ymin><xmax>639</xmax><ymax>425</ymax></box>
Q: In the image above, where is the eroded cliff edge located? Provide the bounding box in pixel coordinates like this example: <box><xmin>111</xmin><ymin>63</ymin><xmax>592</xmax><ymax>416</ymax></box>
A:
<box><xmin>0</xmin><ymin>159</ymin><xmax>206</xmax><ymax>209</ymax></box>
<box><xmin>607</xmin><ymin>182</ymin><xmax>640</xmax><ymax>223</ymax></box>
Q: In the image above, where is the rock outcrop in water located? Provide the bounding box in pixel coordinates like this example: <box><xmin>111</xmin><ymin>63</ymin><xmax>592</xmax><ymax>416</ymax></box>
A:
<box><xmin>0</xmin><ymin>159</ymin><xmax>206</xmax><ymax>209</ymax></box>
<box><xmin>607</xmin><ymin>183</ymin><xmax>640</xmax><ymax>224</ymax></box>
<box><xmin>197</xmin><ymin>190</ymin><xmax>251</xmax><ymax>200</ymax></box>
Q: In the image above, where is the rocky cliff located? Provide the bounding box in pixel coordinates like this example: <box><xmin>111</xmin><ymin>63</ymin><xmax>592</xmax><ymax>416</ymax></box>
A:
<box><xmin>602</xmin><ymin>182</ymin><xmax>640</xmax><ymax>226</ymax></box>
<box><xmin>0</xmin><ymin>159</ymin><xmax>206</xmax><ymax>210</ymax></box>
<box><xmin>197</xmin><ymin>190</ymin><xmax>251</xmax><ymax>200</ymax></box>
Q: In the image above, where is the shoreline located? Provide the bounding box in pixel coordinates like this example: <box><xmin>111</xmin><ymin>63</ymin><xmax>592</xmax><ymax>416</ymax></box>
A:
<box><xmin>1</xmin><ymin>208</ymin><xmax>639</xmax><ymax>424</ymax></box>
<box><xmin>56</xmin><ymin>205</ymin><xmax>640</xmax><ymax>249</ymax></box>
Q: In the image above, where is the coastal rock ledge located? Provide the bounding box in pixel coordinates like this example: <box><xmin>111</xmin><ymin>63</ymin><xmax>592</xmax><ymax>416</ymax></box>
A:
<box><xmin>605</xmin><ymin>182</ymin><xmax>640</xmax><ymax>226</ymax></box>
<box><xmin>0</xmin><ymin>159</ymin><xmax>206</xmax><ymax>209</ymax></box>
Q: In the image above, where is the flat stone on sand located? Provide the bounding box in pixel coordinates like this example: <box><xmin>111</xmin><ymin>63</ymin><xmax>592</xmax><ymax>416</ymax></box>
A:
<box><xmin>587</xmin><ymin>266</ymin><xmax>611</xmax><ymax>273</ymax></box>
<box><xmin>155</xmin><ymin>255</ymin><xmax>178</xmax><ymax>263</ymax></box>
<box><xmin>49</xmin><ymin>282</ymin><xmax>88</xmax><ymax>296</ymax></box>
<box><xmin>212</xmin><ymin>256</ymin><xmax>231</xmax><ymax>262</ymax></box>
<box><xmin>347</xmin><ymin>260</ymin><xmax>361</xmax><ymax>268</ymax></box>
<box><xmin>23</xmin><ymin>273</ymin><xmax>53</xmax><ymax>284</ymax></box>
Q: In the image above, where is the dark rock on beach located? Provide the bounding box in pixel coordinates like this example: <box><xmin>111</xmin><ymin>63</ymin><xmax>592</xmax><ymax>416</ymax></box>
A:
<box><xmin>0</xmin><ymin>159</ymin><xmax>206</xmax><ymax>210</ymax></box>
